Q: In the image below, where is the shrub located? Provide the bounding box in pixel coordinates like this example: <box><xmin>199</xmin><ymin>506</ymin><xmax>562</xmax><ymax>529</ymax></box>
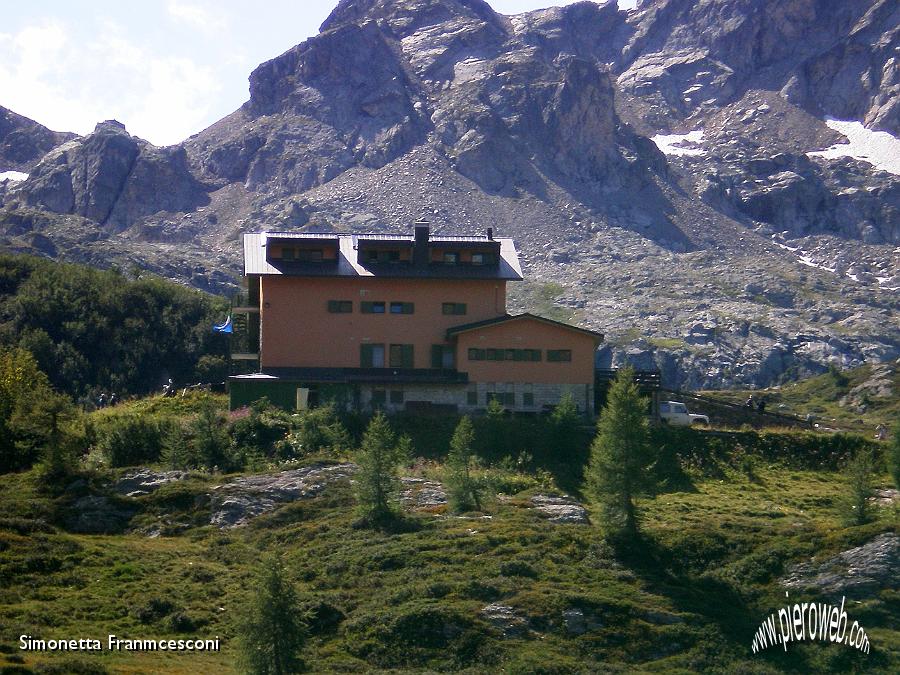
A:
<box><xmin>229</xmin><ymin>398</ymin><xmax>293</xmax><ymax>463</ymax></box>
<box><xmin>168</xmin><ymin>612</ymin><xmax>197</xmax><ymax>633</ymax></box>
<box><xmin>187</xmin><ymin>395</ymin><xmax>230</xmax><ymax>470</ymax></box>
<box><xmin>92</xmin><ymin>411</ymin><xmax>172</xmax><ymax>467</ymax></box>
<box><xmin>499</xmin><ymin>560</ymin><xmax>538</xmax><ymax>578</ymax></box>
<box><xmin>283</xmin><ymin>404</ymin><xmax>352</xmax><ymax>458</ymax></box>
<box><xmin>132</xmin><ymin>597</ymin><xmax>175</xmax><ymax>624</ymax></box>
<box><xmin>33</xmin><ymin>658</ymin><xmax>109</xmax><ymax>674</ymax></box>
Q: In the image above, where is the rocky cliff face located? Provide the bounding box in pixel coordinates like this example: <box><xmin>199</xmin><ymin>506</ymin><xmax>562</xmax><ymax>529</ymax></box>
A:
<box><xmin>0</xmin><ymin>0</ymin><xmax>898</xmax><ymax>389</ymax></box>
<box><xmin>0</xmin><ymin>106</ymin><xmax>74</xmax><ymax>173</ymax></box>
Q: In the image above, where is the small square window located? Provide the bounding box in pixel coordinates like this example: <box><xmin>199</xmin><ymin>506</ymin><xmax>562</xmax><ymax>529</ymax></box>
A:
<box><xmin>296</xmin><ymin>249</ymin><xmax>323</xmax><ymax>262</ymax></box>
<box><xmin>390</xmin><ymin>390</ymin><xmax>404</xmax><ymax>404</ymax></box>
<box><xmin>443</xmin><ymin>252</ymin><xmax>459</xmax><ymax>264</ymax></box>
<box><xmin>327</xmin><ymin>300</ymin><xmax>352</xmax><ymax>313</ymax></box>
<box><xmin>281</xmin><ymin>247</ymin><xmax>295</xmax><ymax>260</ymax></box>
<box><xmin>471</xmin><ymin>252</ymin><xmax>495</xmax><ymax>265</ymax></box>
<box><xmin>468</xmin><ymin>348</ymin><xmax>485</xmax><ymax>361</ymax></box>
<box><xmin>523</xmin><ymin>392</ymin><xmax>535</xmax><ymax>406</ymax></box>
<box><xmin>547</xmin><ymin>349</ymin><xmax>572</xmax><ymax>362</ymax></box>
<box><xmin>371</xmin><ymin>389</ymin><xmax>386</xmax><ymax>406</ymax></box>
<box><xmin>467</xmin><ymin>390</ymin><xmax>478</xmax><ymax>405</ymax></box>
<box><xmin>442</xmin><ymin>302</ymin><xmax>467</xmax><ymax>315</ymax></box>
<box><xmin>361</xmin><ymin>301</ymin><xmax>386</xmax><ymax>314</ymax></box>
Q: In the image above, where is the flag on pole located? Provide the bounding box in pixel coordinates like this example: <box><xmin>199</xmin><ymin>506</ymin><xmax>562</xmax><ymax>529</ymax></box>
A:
<box><xmin>213</xmin><ymin>315</ymin><xmax>233</xmax><ymax>333</ymax></box>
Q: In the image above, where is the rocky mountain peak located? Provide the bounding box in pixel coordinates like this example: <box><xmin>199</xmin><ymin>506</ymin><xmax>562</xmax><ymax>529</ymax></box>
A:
<box><xmin>320</xmin><ymin>0</ymin><xmax>504</xmax><ymax>36</ymax></box>
<box><xmin>0</xmin><ymin>106</ymin><xmax>75</xmax><ymax>173</ymax></box>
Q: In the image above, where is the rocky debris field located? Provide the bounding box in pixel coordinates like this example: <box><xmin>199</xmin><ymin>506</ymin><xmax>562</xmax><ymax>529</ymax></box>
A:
<box><xmin>113</xmin><ymin>469</ymin><xmax>191</xmax><ymax>497</ymax></box>
<box><xmin>400</xmin><ymin>476</ymin><xmax>448</xmax><ymax>509</ymax></box>
<box><xmin>80</xmin><ymin>464</ymin><xmax>600</xmax><ymax>533</ymax></box>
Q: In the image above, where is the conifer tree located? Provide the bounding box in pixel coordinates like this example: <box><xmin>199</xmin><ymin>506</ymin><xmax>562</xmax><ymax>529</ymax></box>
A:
<box><xmin>238</xmin><ymin>556</ymin><xmax>308</xmax><ymax>675</ymax></box>
<box><xmin>353</xmin><ymin>413</ymin><xmax>410</xmax><ymax>523</ymax></box>
<box><xmin>446</xmin><ymin>416</ymin><xmax>482</xmax><ymax>512</ymax></box>
<box><xmin>11</xmin><ymin>388</ymin><xmax>81</xmax><ymax>480</ymax></box>
<box><xmin>844</xmin><ymin>446</ymin><xmax>876</xmax><ymax>526</ymax></box>
<box><xmin>889</xmin><ymin>421</ymin><xmax>900</xmax><ymax>491</ymax></box>
<box><xmin>585</xmin><ymin>367</ymin><xmax>654</xmax><ymax>539</ymax></box>
<box><xmin>550</xmin><ymin>392</ymin><xmax>582</xmax><ymax>456</ymax></box>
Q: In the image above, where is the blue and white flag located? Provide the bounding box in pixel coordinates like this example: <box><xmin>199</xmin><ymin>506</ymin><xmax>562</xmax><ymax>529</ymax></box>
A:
<box><xmin>212</xmin><ymin>315</ymin><xmax>233</xmax><ymax>333</ymax></box>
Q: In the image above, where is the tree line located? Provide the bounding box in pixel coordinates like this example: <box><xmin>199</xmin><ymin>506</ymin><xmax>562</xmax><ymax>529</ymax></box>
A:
<box><xmin>0</xmin><ymin>253</ymin><xmax>229</xmax><ymax>402</ymax></box>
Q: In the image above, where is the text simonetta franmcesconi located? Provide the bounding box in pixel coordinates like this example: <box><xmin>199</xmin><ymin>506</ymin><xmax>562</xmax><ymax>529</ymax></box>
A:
<box><xmin>20</xmin><ymin>634</ymin><xmax>220</xmax><ymax>652</ymax></box>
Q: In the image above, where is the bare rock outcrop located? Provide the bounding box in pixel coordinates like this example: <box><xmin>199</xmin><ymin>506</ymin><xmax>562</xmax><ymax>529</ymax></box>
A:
<box><xmin>209</xmin><ymin>463</ymin><xmax>355</xmax><ymax>528</ymax></box>
<box><xmin>781</xmin><ymin>533</ymin><xmax>900</xmax><ymax>599</ymax></box>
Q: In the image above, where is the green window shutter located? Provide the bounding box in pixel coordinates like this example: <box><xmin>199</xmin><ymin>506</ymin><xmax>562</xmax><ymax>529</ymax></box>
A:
<box><xmin>361</xmin><ymin>344</ymin><xmax>373</xmax><ymax>368</ymax></box>
<box><xmin>402</xmin><ymin>344</ymin><xmax>414</xmax><ymax>368</ymax></box>
<box><xmin>431</xmin><ymin>345</ymin><xmax>443</xmax><ymax>369</ymax></box>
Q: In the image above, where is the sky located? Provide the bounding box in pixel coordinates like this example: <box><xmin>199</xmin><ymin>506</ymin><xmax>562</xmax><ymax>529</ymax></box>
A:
<box><xmin>0</xmin><ymin>1</ymin><xmax>637</xmax><ymax>147</ymax></box>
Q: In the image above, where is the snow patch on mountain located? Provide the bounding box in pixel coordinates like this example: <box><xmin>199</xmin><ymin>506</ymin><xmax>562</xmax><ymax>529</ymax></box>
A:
<box><xmin>0</xmin><ymin>171</ymin><xmax>28</xmax><ymax>182</ymax></box>
<box><xmin>808</xmin><ymin>120</ymin><xmax>900</xmax><ymax>176</ymax></box>
<box><xmin>651</xmin><ymin>130</ymin><xmax>705</xmax><ymax>157</ymax></box>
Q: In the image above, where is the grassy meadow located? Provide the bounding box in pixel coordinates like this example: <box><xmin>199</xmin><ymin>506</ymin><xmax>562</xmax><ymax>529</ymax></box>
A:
<box><xmin>0</xmin><ymin>391</ymin><xmax>897</xmax><ymax>674</ymax></box>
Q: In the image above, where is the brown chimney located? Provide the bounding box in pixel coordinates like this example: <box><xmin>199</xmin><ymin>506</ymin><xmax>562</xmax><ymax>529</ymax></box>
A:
<box><xmin>414</xmin><ymin>219</ymin><xmax>430</xmax><ymax>267</ymax></box>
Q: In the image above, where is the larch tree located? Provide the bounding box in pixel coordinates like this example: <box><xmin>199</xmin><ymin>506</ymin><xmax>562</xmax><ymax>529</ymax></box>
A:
<box><xmin>585</xmin><ymin>367</ymin><xmax>655</xmax><ymax>540</ymax></box>
<box><xmin>238</xmin><ymin>555</ymin><xmax>308</xmax><ymax>675</ymax></box>
<box><xmin>446</xmin><ymin>416</ymin><xmax>482</xmax><ymax>512</ymax></box>
<box><xmin>353</xmin><ymin>412</ymin><xmax>410</xmax><ymax>524</ymax></box>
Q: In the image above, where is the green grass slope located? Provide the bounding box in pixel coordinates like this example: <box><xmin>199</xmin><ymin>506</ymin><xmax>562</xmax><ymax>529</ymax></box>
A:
<box><xmin>1</xmin><ymin>444</ymin><xmax>897</xmax><ymax>674</ymax></box>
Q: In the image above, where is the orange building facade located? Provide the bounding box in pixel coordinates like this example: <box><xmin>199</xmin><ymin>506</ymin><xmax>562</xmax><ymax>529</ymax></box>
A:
<box><xmin>229</xmin><ymin>224</ymin><xmax>603</xmax><ymax>416</ymax></box>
